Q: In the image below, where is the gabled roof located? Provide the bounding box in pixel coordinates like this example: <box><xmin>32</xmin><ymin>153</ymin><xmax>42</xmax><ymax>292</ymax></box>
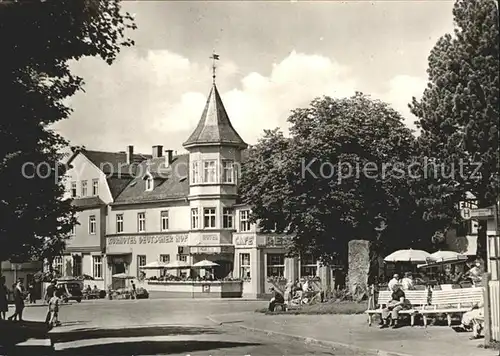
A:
<box><xmin>183</xmin><ymin>84</ymin><xmax>247</xmax><ymax>149</ymax></box>
<box><xmin>112</xmin><ymin>154</ymin><xmax>190</xmax><ymax>205</ymax></box>
<box><xmin>67</xmin><ymin>149</ymin><xmax>151</xmax><ymax>175</ymax></box>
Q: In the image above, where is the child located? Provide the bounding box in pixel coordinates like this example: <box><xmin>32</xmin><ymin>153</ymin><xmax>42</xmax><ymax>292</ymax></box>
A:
<box><xmin>47</xmin><ymin>289</ymin><xmax>62</xmax><ymax>328</ymax></box>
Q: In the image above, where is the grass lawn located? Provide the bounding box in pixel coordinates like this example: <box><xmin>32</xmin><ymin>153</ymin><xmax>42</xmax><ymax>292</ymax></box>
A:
<box><xmin>256</xmin><ymin>300</ymin><xmax>368</xmax><ymax>315</ymax></box>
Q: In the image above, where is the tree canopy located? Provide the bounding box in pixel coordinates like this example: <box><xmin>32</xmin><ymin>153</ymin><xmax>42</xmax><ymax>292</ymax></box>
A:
<box><xmin>0</xmin><ymin>0</ymin><xmax>136</xmax><ymax>262</ymax></box>
<box><xmin>410</xmin><ymin>0</ymin><xmax>499</xmax><ymax>261</ymax></box>
<box><xmin>240</xmin><ymin>93</ymin><xmax>437</xmax><ymax>262</ymax></box>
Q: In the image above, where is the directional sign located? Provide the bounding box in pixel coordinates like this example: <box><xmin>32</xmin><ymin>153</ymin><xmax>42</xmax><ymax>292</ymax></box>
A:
<box><xmin>460</xmin><ymin>207</ymin><xmax>471</xmax><ymax>220</ymax></box>
<box><xmin>470</xmin><ymin>208</ymin><xmax>494</xmax><ymax>220</ymax></box>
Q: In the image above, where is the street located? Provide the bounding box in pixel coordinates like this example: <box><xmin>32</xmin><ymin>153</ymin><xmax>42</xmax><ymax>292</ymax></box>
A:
<box><xmin>4</xmin><ymin>299</ymin><xmax>358</xmax><ymax>355</ymax></box>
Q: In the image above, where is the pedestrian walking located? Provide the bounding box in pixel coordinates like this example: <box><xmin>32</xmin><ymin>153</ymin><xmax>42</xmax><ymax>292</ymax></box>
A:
<box><xmin>8</xmin><ymin>279</ymin><xmax>25</xmax><ymax>321</ymax></box>
<box><xmin>47</xmin><ymin>289</ymin><xmax>62</xmax><ymax>328</ymax></box>
<box><xmin>131</xmin><ymin>281</ymin><xmax>137</xmax><ymax>299</ymax></box>
<box><xmin>28</xmin><ymin>282</ymin><xmax>36</xmax><ymax>303</ymax></box>
<box><xmin>0</xmin><ymin>276</ymin><xmax>8</xmax><ymax>320</ymax></box>
<box><xmin>44</xmin><ymin>279</ymin><xmax>57</xmax><ymax>323</ymax></box>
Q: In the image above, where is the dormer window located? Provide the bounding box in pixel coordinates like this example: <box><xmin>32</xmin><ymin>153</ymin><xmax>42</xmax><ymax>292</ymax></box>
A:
<box><xmin>144</xmin><ymin>172</ymin><xmax>154</xmax><ymax>191</ymax></box>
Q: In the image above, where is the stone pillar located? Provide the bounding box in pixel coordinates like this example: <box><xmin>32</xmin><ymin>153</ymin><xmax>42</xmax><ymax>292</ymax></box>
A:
<box><xmin>285</xmin><ymin>257</ymin><xmax>298</xmax><ymax>282</ymax></box>
<box><xmin>318</xmin><ymin>264</ymin><xmax>331</xmax><ymax>292</ymax></box>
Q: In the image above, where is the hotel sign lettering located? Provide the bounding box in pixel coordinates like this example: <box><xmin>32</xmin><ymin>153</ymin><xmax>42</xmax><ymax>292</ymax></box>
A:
<box><xmin>108</xmin><ymin>234</ymin><xmax>188</xmax><ymax>245</ymax></box>
<box><xmin>201</xmin><ymin>234</ymin><xmax>219</xmax><ymax>242</ymax></box>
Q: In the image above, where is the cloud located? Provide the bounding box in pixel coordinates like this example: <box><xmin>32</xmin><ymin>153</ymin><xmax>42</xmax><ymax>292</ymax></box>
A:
<box><xmin>53</xmin><ymin>49</ymin><xmax>426</xmax><ymax>153</ymax></box>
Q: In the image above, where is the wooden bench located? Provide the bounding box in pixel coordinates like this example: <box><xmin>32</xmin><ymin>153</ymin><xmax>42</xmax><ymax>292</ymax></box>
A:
<box><xmin>365</xmin><ymin>289</ymin><xmax>429</xmax><ymax>326</ymax></box>
<box><xmin>420</xmin><ymin>287</ymin><xmax>483</xmax><ymax>327</ymax></box>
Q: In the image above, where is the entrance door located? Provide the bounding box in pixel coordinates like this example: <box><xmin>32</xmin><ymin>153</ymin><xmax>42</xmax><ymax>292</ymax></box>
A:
<box><xmin>112</xmin><ymin>263</ymin><xmax>126</xmax><ymax>290</ymax></box>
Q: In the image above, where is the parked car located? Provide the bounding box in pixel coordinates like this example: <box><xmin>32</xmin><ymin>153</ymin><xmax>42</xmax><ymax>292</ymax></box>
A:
<box><xmin>57</xmin><ymin>279</ymin><xmax>83</xmax><ymax>303</ymax></box>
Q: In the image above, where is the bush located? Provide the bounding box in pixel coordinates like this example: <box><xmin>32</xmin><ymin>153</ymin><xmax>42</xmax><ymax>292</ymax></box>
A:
<box><xmin>256</xmin><ymin>300</ymin><xmax>368</xmax><ymax>315</ymax></box>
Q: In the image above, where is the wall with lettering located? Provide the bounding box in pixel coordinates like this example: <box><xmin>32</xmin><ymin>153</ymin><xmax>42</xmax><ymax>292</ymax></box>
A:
<box><xmin>233</xmin><ymin>233</ymin><xmax>256</xmax><ymax>248</ymax></box>
<box><xmin>106</xmin><ymin>233</ymin><xmax>189</xmax><ymax>260</ymax></box>
<box><xmin>108</xmin><ymin>204</ymin><xmax>190</xmax><ymax>235</ymax></box>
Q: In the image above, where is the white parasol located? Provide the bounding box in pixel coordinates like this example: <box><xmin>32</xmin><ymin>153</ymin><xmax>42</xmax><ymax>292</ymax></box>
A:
<box><xmin>384</xmin><ymin>249</ymin><xmax>432</xmax><ymax>263</ymax></box>
<box><xmin>192</xmin><ymin>260</ymin><xmax>219</xmax><ymax>268</ymax></box>
<box><xmin>140</xmin><ymin>261</ymin><xmax>168</xmax><ymax>270</ymax></box>
<box><xmin>164</xmin><ymin>260</ymin><xmax>191</xmax><ymax>269</ymax></box>
<box><xmin>417</xmin><ymin>250</ymin><xmax>468</xmax><ymax>269</ymax></box>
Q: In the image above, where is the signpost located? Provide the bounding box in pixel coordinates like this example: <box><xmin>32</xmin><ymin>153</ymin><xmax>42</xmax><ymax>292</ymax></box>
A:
<box><xmin>460</xmin><ymin>207</ymin><xmax>494</xmax><ymax>220</ymax></box>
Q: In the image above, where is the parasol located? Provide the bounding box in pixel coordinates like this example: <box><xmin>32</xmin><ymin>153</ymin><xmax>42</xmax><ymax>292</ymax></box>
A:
<box><xmin>384</xmin><ymin>249</ymin><xmax>432</xmax><ymax>263</ymax></box>
<box><xmin>192</xmin><ymin>260</ymin><xmax>219</xmax><ymax>268</ymax></box>
<box><xmin>164</xmin><ymin>260</ymin><xmax>191</xmax><ymax>269</ymax></box>
<box><xmin>140</xmin><ymin>261</ymin><xmax>168</xmax><ymax>270</ymax></box>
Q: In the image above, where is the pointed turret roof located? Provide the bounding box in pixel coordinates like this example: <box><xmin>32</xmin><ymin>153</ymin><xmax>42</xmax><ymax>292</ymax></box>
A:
<box><xmin>183</xmin><ymin>84</ymin><xmax>247</xmax><ymax>149</ymax></box>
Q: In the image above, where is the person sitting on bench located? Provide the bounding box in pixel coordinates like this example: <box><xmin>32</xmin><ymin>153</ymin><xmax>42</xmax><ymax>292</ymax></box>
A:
<box><xmin>268</xmin><ymin>287</ymin><xmax>285</xmax><ymax>312</ymax></box>
<box><xmin>380</xmin><ymin>284</ymin><xmax>410</xmax><ymax>329</ymax></box>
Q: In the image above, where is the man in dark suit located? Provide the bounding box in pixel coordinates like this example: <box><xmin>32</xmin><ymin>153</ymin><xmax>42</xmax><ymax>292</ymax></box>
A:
<box><xmin>8</xmin><ymin>279</ymin><xmax>25</xmax><ymax>321</ymax></box>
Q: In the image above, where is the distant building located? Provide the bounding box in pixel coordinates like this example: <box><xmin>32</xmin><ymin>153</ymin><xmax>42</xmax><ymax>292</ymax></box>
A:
<box><xmin>62</xmin><ymin>82</ymin><xmax>328</xmax><ymax>298</ymax></box>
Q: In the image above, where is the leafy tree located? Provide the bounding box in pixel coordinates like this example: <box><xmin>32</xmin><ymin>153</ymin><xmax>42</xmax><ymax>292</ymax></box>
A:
<box><xmin>0</xmin><ymin>0</ymin><xmax>136</xmax><ymax>263</ymax></box>
<box><xmin>410</xmin><ymin>0</ymin><xmax>499</xmax><ymax>262</ymax></box>
<box><xmin>241</xmin><ymin>93</ymin><xmax>435</xmax><ymax>264</ymax></box>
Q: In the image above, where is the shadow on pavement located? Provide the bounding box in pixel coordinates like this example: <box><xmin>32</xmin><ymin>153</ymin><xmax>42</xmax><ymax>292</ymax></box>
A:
<box><xmin>0</xmin><ymin>320</ymin><xmax>49</xmax><ymax>346</ymax></box>
<box><xmin>56</xmin><ymin>340</ymin><xmax>260</xmax><ymax>355</ymax></box>
<box><xmin>50</xmin><ymin>325</ymin><xmax>222</xmax><ymax>343</ymax></box>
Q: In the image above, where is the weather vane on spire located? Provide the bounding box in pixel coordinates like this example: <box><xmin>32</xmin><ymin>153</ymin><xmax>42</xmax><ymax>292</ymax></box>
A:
<box><xmin>210</xmin><ymin>51</ymin><xmax>220</xmax><ymax>84</ymax></box>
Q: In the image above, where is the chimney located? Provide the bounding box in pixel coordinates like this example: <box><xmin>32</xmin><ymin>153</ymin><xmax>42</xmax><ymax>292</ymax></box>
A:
<box><xmin>152</xmin><ymin>145</ymin><xmax>163</xmax><ymax>159</ymax></box>
<box><xmin>126</xmin><ymin>145</ymin><xmax>134</xmax><ymax>164</ymax></box>
<box><xmin>165</xmin><ymin>150</ymin><xmax>173</xmax><ymax>167</ymax></box>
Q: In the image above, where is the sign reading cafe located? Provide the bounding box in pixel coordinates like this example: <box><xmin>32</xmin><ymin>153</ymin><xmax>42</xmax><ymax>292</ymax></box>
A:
<box><xmin>108</xmin><ymin>234</ymin><xmax>188</xmax><ymax>245</ymax></box>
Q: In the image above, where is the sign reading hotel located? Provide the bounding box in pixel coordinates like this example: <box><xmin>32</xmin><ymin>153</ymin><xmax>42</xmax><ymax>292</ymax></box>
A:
<box><xmin>108</xmin><ymin>234</ymin><xmax>188</xmax><ymax>245</ymax></box>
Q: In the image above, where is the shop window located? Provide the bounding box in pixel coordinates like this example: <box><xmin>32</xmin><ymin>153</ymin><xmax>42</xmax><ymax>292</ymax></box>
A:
<box><xmin>239</xmin><ymin>253</ymin><xmax>251</xmax><ymax>280</ymax></box>
<box><xmin>92</xmin><ymin>255</ymin><xmax>102</xmax><ymax>279</ymax></box>
<box><xmin>160</xmin><ymin>254</ymin><xmax>170</xmax><ymax>276</ymax></box>
<box><xmin>266</xmin><ymin>253</ymin><xmax>284</xmax><ymax>277</ymax></box>
<box><xmin>300</xmin><ymin>254</ymin><xmax>317</xmax><ymax>277</ymax></box>
<box><xmin>72</xmin><ymin>255</ymin><xmax>82</xmax><ymax>276</ymax></box>
<box><xmin>137</xmin><ymin>255</ymin><xmax>146</xmax><ymax>277</ymax></box>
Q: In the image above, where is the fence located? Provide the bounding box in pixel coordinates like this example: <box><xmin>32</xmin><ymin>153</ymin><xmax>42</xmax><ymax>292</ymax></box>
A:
<box><xmin>489</xmin><ymin>280</ymin><xmax>500</xmax><ymax>342</ymax></box>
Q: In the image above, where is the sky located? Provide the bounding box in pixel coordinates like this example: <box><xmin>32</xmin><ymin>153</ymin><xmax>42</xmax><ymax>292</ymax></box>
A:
<box><xmin>53</xmin><ymin>0</ymin><xmax>456</xmax><ymax>155</ymax></box>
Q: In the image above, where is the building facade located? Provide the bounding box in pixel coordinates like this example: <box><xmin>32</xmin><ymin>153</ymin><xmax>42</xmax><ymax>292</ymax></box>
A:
<box><xmin>62</xmin><ymin>82</ymin><xmax>326</xmax><ymax>298</ymax></box>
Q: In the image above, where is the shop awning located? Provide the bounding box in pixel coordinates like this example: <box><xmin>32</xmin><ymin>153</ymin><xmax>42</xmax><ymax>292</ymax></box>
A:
<box><xmin>106</xmin><ymin>252</ymin><xmax>132</xmax><ymax>255</ymax></box>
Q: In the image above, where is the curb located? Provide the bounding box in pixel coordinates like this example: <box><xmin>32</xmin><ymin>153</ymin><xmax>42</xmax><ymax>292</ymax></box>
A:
<box><xmin>207</xmin><ymin>315</ymin><xmax>414</xmax><ymax>356</ymax></box>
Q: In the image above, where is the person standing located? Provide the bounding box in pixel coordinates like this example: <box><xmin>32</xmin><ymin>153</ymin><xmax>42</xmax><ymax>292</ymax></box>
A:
<box><xmin>0</xmin><ymin>276</ymin><xmax>8</xmax><ymax>320</ymax></box>
<box><xmin>8</xmin><ymin>279</ymin><xmax>25</xmax><ymax>321</ymax></box>
<box><xmin>28</xmin><ymin>282</ymin><xmax>36</xmax><ymax>303</ymax></box>
<box><xmin>44</xmin><ymin>280</ymin><xmax>57</xmax><ymax>323</ymax></box>
<box><xmin>131</xmin><ymin>281</ymin><xmax>137</xmax><ymax>299</ymax></box>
